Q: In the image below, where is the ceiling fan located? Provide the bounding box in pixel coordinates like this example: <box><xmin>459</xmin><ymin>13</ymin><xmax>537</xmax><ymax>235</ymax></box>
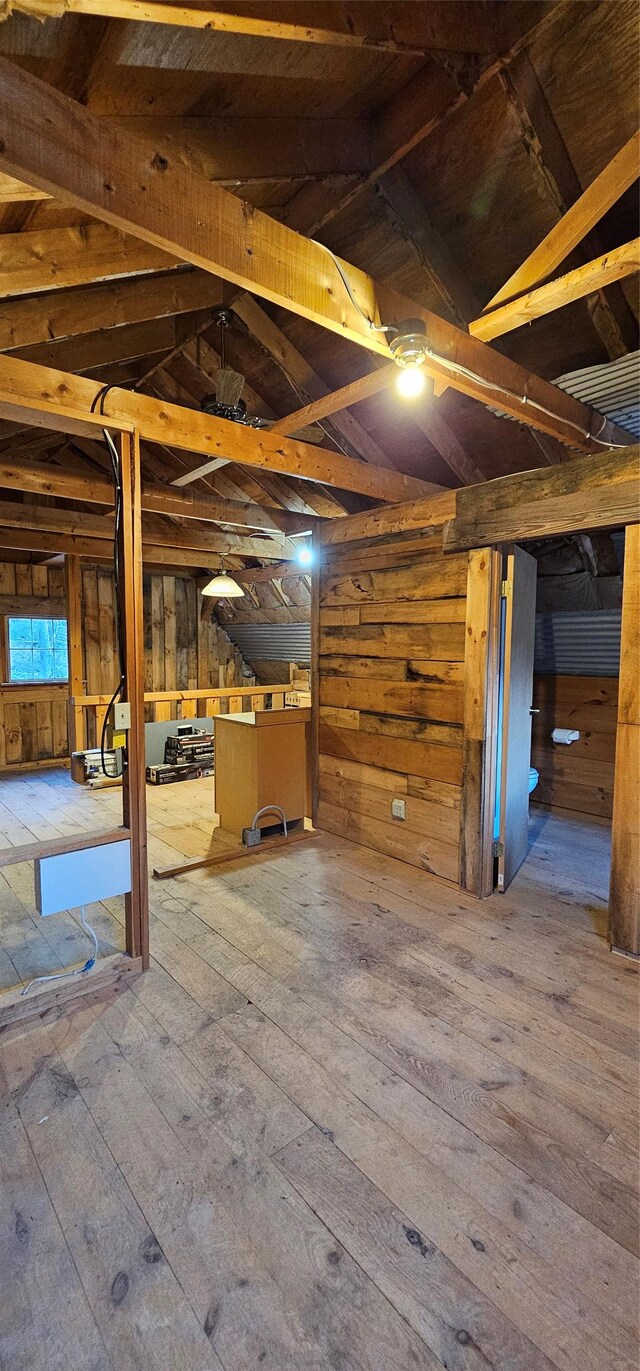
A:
<box><xmin>199</xmin><ymin>309</ymin><xmax>324</xmax><ymax>446</ymax></box>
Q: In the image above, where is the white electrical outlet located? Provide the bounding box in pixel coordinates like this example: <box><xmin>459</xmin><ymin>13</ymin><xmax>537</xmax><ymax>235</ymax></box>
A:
<box><xmin>114</xmin><ymin>701</ymin><xmax>131</xmax><ymax>731</ymax></box>
<box><xmin>391</xmin><ymin>798</ymin><xmax>406</xmax><ymax>821</ymax></box>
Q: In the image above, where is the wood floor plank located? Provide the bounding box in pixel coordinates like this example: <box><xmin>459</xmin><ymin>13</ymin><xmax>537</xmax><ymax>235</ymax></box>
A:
<box><xmin>0</xmin><ymin>1108</ymin><xmax>110</xmax><ymax>1371</ymax></box>
<box><xmin>2</xmin><ymin>1024</ymin><xmax>218</xmax><ymax>1371</ymax></box>
<box><xmin>1</xmin><ymin>767</ymin><xmax>638</xmax><ymax>1371</ymax></box>
<box><xmin>276</xmin><ymin>1126</ymin><xmax>553</xmax><ymax>1371</ymax></box>
<box><xmin>221</xmin><ymin>1003</ymin><xmax>638</xmax><ymax>1371</ymax></box>
<box><xmin>46</xmin><ymin>1001</ymin><xmax>438</xmax><ymax>1371</ymax></box>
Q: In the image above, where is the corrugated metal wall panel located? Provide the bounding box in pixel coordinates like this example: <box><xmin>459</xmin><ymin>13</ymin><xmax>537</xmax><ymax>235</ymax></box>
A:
<box><xmin>223</xmin><ymin>622</ymin><xmax>311</xmax><ymax>664</ymax></box>
<box><xmin>535</xmin><ymin>610</ymin><xmax>621</xmax><ymax>676</ymax></box>
<box><xmin>491</xmin><ymin>351</ymin><xmax>639</xmax><ymax>443</ymax></box>
<box><xmin>553</xmin><ymin>352</ymin><xmax>640</xmax><ymax>439</ymax></box>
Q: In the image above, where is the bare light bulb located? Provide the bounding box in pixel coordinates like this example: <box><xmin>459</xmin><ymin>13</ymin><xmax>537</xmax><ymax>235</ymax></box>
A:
<box><xmin>296</xmin><ymin>544</ymin><xmax>313</xmax><ymax>568</ymax></box>
<box><xmin>396</xmin><ymin>365</ymin><xmax>426</xmax><ymax>399</ymax></box>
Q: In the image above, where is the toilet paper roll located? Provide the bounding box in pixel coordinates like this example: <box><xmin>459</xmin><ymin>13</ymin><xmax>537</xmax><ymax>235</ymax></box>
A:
<box><xmin>552</xmin><ymin>728</ymin><xmax>580</xmax><ymax>745</ymax></box>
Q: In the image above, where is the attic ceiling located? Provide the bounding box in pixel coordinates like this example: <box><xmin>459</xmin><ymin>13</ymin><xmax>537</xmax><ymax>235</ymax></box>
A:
<box><xmin>0</xmin><ymin>0</ymin><xmax>637</xmax><ymax>579</ymax></box>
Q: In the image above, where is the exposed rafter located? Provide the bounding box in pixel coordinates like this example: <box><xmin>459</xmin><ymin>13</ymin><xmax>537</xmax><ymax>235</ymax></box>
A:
<box><xmin>0</xmin><ymin>268</ymin><xmax>223</xmax><ymax>352</ymax></box>
<box><xmin>471</xmin><ymin>239</ymin><xmax>640</xmax><ymax>343</ymax></box>
<box><xmin>0</xmin><ymin>353</ymin><xmax>439</xmax><ymax>503</ymax></box>
<box><xmin>270</xmin><ymin>371</ymin><xmax>393</xmax><ymax>436</ymax></box>
<box><xmin>0</xmin><ymin>224</ymin><xmax>178</xmax><ymax>299</ymax></box>
<box><xmin>282</xmin><ymin>2</ymin><xmax>570</xmax><ymax>236</ymax></box>
<box><xmin>232</xmin><ymin>293</ymin><xmax>398</xmax><ymax>473</ymax></box>
<box><xmin>499</xmin><ymin>53</ymin><xmax>638</xmax><ymax>356</ymax></box>
<box><xmin>486</xmin><ymin>129</ymin><xmax>640</xmax><ymax>309</ymax></box>
<box><xmin>0</xmin><ymin>56</ymin><xmax>629</xmax><ymax>457</ymax></box>
<box><xmin>0</xmin><ymin>454</ymin><xmax>313</xmax><ymax>533</ymax></box>
<box><xmin>0</xmin><ymin>1</ymin><xmax>494</xmax><ymax>54</ymax></box>
<box><xmin>0</xmin><ymin>498</ymin><xmax>295</xmax><ymax>558</ymax></box>
<box><xmin>0</xmin><ymin>115</ymin><xmax>373</xmax><ymax>202</ymax></box>
<box><xmin>14</xmin><ymin>314</ymin><xmax>206</xmax><ymax>375</ymax></box>
<box><xmin>376</xmin><ymin>165</ymin><xmax>481</xmax><ymax>327</ymax></box>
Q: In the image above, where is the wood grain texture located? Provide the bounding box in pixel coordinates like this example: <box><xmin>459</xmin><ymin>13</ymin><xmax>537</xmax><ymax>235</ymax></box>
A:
<box><xmin>0</xmin><ymin>765</ymin><xmax>638</xmax><ymax>1371</ymax></box>
<box><xmin>531</xmin><ymin>675</ymin><xmax>619</xmax><ymax>818</ymax></box>
<box><xmin>610</xmin><ymin>523</ymin><xmax>640</xmax><ymax>955</ymax></box>
<box><xmin>317</xmin><ymin>531</ymin><xmax>467</xmax><ymax>878</ymax></box>
<box><xmin>444</xmin><ymin>447</ymin><xmax>640</xmax><ymax>552</ymax></box>
<box><xmin>0</xmin><ymin>560</ymin><xmax>253</xmax><ymax>766</ymax></box>
<box><xmin>0</xmin><ymin>57</ymin><xmax>629</xmax><ymax>454</ymax></box>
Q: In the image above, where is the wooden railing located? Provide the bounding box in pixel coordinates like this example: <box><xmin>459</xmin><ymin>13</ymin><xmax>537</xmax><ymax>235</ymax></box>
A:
<box><xmin>68</xmin><ymin>684</ymin><xmax>290</xmax><ymax>753</ymax></box>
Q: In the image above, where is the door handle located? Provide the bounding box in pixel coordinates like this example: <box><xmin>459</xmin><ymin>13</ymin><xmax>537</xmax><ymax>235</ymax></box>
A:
<box><xmin>529</xmin><ymin>708</ymin><xmax>540</xmax><ymax>714</ymax></box>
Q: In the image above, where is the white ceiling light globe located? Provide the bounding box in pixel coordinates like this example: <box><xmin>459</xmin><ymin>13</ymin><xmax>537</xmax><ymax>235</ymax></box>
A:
<box><xmin>201</xmin><ymin>573</ymin><xmax>244</xmax><ymax>598</ymax></box>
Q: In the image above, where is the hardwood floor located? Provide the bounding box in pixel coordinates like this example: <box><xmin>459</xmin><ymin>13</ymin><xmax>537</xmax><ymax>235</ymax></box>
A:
<box><xmin>1</xmin><ymin>769</ymin><xmax>638</xmax><ymax>1370</ymax></box>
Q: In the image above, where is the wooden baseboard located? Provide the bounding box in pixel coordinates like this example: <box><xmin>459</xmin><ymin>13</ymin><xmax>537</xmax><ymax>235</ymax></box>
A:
<box><xmin>0</xmin><ymin>952</ymin><xmax>142</xmax><ymax>1031</ymax></box>
<box><xmin>0</xmin><ymin>757</ymin><xmax>70</xmax><ymax>775</ymax></box>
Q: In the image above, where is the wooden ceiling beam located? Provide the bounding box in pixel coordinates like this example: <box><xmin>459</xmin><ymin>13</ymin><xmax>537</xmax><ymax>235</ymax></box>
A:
<box><xmin>472</xmin><ymin>239</ymin><xmax>640</xmax><ymax>343</ymax></box>
<box><xmin>0</xmin><ymin>355</ymin><xmax>436</xmax><ymax>504</ymax></box>
<box><xmin>269</xmin><ymin>370</ymin><xmax>394</xmax><ymax>436</ymax></box>
<box><xmin>0</xmin><ymin>525</ymin><xmax>253</xmax><ymax>569</ymax></box>
<box><xmin>486</xmin><ymin>128</ymin><xmax>640</xmax><ymax>310</ymax></box>
<box><xmin>0</xmin><ymin>454</ymin><xmax>313</xmax><ymax>533</ymax></box>
<box><xmin>0</xmin><ymin>224</ymin><xmax>178</xmax><ymax>299</ymax></box>
<box><xmin>1</xmin><ymin>1</ymin><xmax>491</xmax><ymax>54</ymax></box>
<box><xmin>0</xmin><ymin>55</ymin><xmax>631</xmax><ymax>456</ymax></box>
<box><xmin>444</xmin><ymin>445</ymin><xmax>640</xmax><ymax>551</ymax></box>
<box><xmin>0</xmin><ymin>498</ymin><xmax>297</xmax><ymax>557</ymax></box>
<box><xmin>498</xmin><ymin>53</ymin><xmax>638</xmax><ymax>356</ymax></box>
<box><xmin>0</xmin><ymin>114</ymin><xmax>372</xmax><ymax>203</ymax></box>
<box><xmin>12</xmin><ymin>314</ymin><xmax>206</xmax><ymax>375</ymax></box>
<box><xmin>267</xmin><ymin>356</ymin><xmax>485</xmax><ymax>486</ymax></box>
<box><xmin>0</xmin><ymin>268</ymin><xmax>223</xmax><ymax>352</ymax></box>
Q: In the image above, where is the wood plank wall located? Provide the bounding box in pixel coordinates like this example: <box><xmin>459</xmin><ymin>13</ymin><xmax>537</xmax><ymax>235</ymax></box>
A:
<box><xmin>316</xmin><ymin>528</ymin><xmax>468</xmax><ymax>884</ymax></box>
<box><xmin>0</xmin><ymin>561</ymin><xmax>253</xmax><ymax>767</ymax></box>
<box><xmin>0</xmin><ymin>561</ymin><xmax>68</xmax><ymax>770</ymax></box>
<box><xmin>531</xmin><ymin>674</ymin><xmax>618</xmax><ymax>819</ymax></box>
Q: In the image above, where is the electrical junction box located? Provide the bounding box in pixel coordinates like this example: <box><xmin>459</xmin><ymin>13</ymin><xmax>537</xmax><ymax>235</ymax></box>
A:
<box><xmin>391</xmin><ymin>798</ymin><xmax>406</xmax><ymax>821</ymax></box>
<box><xmin>35</xmin><ymin>839</ymin><xmax>131</xmax><ymax>916</ymax></box>
<box><xmin>114</xmin><ymin>701</ymin><xmax>131</xmax><ymax>731</ymax></box>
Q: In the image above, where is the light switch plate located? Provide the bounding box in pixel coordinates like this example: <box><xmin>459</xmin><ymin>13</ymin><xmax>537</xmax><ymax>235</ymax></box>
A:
<box><xmin>391</xmin><ymin>798</ymin><xmax>406</xmax><ymax>821</ymax></box>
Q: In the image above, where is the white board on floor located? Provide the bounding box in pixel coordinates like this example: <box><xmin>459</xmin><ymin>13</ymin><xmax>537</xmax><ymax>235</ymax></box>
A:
<box><xmin>35</xmin><ymin>839</ymin><xmax>131</xmax><ymax>917</ymax></box>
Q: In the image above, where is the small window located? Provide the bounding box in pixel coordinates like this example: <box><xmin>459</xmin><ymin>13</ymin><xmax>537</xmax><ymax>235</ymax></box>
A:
<box><xmin>7</xmin><ymin>617</ymin><xmax>68</xmax><ymax>683</ymax></box>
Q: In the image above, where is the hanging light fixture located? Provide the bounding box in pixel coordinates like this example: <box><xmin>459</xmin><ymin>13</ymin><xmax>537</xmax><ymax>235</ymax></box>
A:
<box><xmin>201</xmin><ymin>568</ymin><xmax>244</xmax><ymax>598</ymax></box>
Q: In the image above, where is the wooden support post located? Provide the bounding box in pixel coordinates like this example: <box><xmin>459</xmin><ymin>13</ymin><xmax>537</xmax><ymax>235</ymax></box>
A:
<box><xmin>118</xmin><ymin>429</ymin><xmax>149</xmax><ymax>969</ymax></box>
<box><xmin>609</xmin><ymin>523</ymin><xmax>640</xmax><ymax>957</ymax></box>
<box><xmin>64</xmin><ymin>553</ymin><xmax>85</xmax><ymax>754</ymax></box>
<box><xmin>460</xmin><ymin>547</ymin><xmax>502</xmax><ymax>897</ymax></box>
<box><xmin>309</xmin><ymin>523</ymin><xmax>321</xmax><ymax>828</ymax></box>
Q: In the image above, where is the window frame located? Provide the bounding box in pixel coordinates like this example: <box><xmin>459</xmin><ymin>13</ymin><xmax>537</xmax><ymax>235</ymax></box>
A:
<box><xmin>4</xmin><ymin>613</ymin><xmax>70</xmax><ymax>687</ymax></box>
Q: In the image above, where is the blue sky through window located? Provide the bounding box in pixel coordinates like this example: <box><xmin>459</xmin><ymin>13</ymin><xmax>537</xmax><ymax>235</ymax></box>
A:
<box><xmin>7</xmin><ymin>618</ymin><xmax>68</xmax><ymax>683</ymax></box>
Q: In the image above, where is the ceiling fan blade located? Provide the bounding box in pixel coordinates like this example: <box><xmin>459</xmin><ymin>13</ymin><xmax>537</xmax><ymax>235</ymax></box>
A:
<box><xmin>215</xmin><ymin>367</ymin><xmax>245</xmax><ymax>408</ymax></box>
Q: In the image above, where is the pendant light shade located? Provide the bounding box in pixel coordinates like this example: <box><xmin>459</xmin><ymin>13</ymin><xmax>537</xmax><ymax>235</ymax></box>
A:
<box><xmin>201</xmin><ymin>572</ymin><xmax>244</xmax><ymax>598</ymax></box>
